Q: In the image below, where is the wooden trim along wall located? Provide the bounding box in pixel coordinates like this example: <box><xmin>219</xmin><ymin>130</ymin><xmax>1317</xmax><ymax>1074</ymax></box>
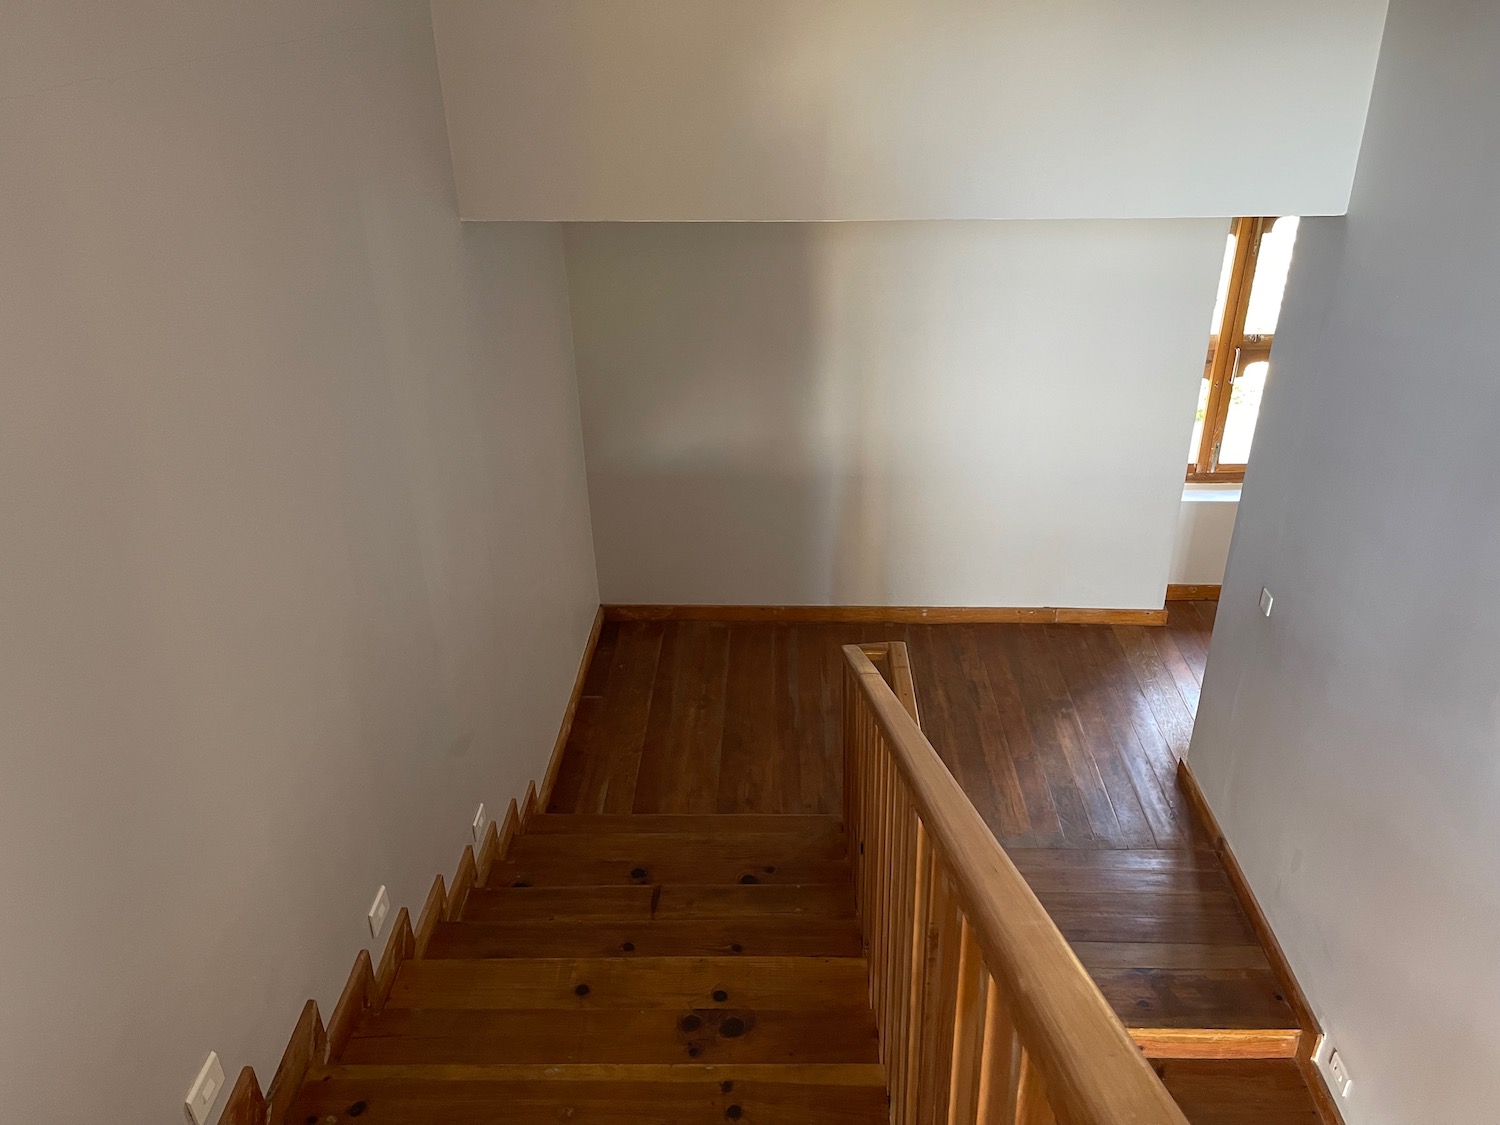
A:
<box><xmin>539</xmin><ymin>606</ymin><xmax>605</xmax><ymax>808</ymax></box>
<box><xmin>218</xmin><ymin>610</ymin><xmax>607</xmax><ymax>1125</ymax></box>
<box><xmin>1176</xmin><ymin>760</ymin><xmax>1347</xmax><ymax>1125</ymax></box>
<box><xmin>1165</xmin><ymin>584</ymin><xmax>1221</xmax><ymax>601</ymax></box>
<box><xmin>223</xmin><ymin>793</ymin><xmax>542</xmax><ymax>1125</ymax></box>
<box><xmin>604</xmin><ymin>604</ymin><xmax>1169</xmax><ymax>626</ymax></box>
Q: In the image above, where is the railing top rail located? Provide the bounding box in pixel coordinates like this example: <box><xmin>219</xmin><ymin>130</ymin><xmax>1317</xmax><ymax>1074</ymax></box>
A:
<box><xmin>843</xmin><ymin>643</ymin><xmax>1190</xmax><ymax>1125</ymax></box>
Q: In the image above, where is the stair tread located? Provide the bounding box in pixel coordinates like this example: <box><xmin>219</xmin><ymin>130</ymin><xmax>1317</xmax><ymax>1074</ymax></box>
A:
<box><xmin>293</xmin><ymin>1066</ymin><xmax>887</xmax><ymax>1125</ymax></box>
<box><xmin>1157</xmin><ymin>1059</ymin><xmax>1322</xmax><ymax>1124</ymax></box>
<box><xmin>1093</xmin><ymin>963</ymin><xmax>1301</xmax><ymax>1031</ymax></box>
<box><xmin>426</xmin><ymin>917</ymin><xmax>866</xmax><ymax>959</ymax></box>
<box><xmin>462</xmin><ymin>882</ymin><xmax>855</xmax><ymax>923</ymax></box>
<box><xmin>490</xmin><ymin>855</ymin><xmax>852</xmax><ymax>887</ymax></box>
<box><xmin>525</xmin><ymin>813</ymin><xmax>845</xmax><ymax>836</ymax></box>
<box><xmin>492</xmin><ymin>831</ymin><xmax>850</xmax><ymax>888</ymax></box>
<box><xmin>387</xmin><ymin>956</ymin><xmax>870</xmax><ymax>1010</ymax></box>
<box><xmin>342</xmin><ymin>1007</ymin><xmax>881</xmax><ymax>1065</ymax></box>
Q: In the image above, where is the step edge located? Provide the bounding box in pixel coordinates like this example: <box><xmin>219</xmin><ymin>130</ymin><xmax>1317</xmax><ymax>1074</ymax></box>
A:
<box><xmin>1129</xmin><ymin>1026</ymin><xmax>1302</xmax><ymax>1059</ymax></box>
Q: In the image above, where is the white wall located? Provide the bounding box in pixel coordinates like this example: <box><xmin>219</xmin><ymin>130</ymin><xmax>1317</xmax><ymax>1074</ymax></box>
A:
<box><xmin>1187</xmin><ymin>0</ymin><xmax>1500</xmax><ymax>1121</ymax></box>
<box><xmin>565</xmin><ymin>220</ymin><xmax>1225</xmax><ymax>608</ymax></box>
<box><xmin>431</xmin><ymin>0</ymin><xmax>1388</xmax><ymax>221</ymax></box>
<box><xmin>1169</xmin><ymin>488</ymin><xmax>1240</xmax><ymax>585</ymax></box>
<box><xmin>0</xmin><ymin>4</ymin><xmax>598</xmax><ymax>1121</ymax></box>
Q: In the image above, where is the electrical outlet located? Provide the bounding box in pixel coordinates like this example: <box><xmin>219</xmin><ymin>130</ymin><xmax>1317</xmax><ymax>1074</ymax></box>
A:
<box><xmin>184</xmin><ymin>1051</ymin><xmax>226</xmax><ymax>1125</ymax></box>
<box><xmin>1313</xmin><ymin>1035</ymin><xmax>1354</xmax><ymax>1098</ymax></box>
<box><xmin>368</xmin><ymin>884</ymin><xmax>391</xmax><ymax>938</ymax></box>
<box><xmin>1259</xmin><ymin>587</ymin><xmax>1275</xmax><ymax>617</ymax></box>
<box><xmin>472</xmin><ymin>802</ymin><xmax>488</xmax><ymax>843</ymax></box>
<box><xmin>1327</xmin><ymin>1049</ymin><xmax>1353</xmax><ymax>1097</ymax></box>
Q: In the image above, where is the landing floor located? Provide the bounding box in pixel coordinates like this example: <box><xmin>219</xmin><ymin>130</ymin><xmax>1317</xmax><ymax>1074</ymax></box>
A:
<box><xmin>552</xmin><ymin>604</ymin><xmax>1216</xmax><ymax>843</ymax></box>
<box><xmin>549</xmin><ymin>605</ymin><xmax>1306</xmax><ymax>1046</ymax></box>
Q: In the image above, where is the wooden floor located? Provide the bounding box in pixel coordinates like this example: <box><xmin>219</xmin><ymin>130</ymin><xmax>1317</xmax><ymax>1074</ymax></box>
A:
<box><xmin>551</xmin><ymin>605</ymin><xmax>1323</xmax><ymax>1122</ymax></box>
<box><xmin>552</xmin><ymin>603</ymin><xmax>1217</xmax><ymax>844</ymax></box>
<box><xmin>296</xmin><ymin>814</ymin><xmax>890</xmax><ymax>1124</ymax></box>
<box><xmin>291</xmin><ymin>810</ymin><xmax>1316</xmax><ymax>1125</ymax></box>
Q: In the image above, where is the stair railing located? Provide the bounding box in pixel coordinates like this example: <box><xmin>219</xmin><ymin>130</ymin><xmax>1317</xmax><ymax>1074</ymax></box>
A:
<box><xmin>843</xmin><ymin>643</ymin><xmax>1191</xmax><ymax>1125</ymax></box>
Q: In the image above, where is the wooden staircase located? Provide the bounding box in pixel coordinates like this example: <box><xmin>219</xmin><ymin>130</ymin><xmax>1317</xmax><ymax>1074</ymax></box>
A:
<box><xmin>288</xmin><ymin>813</ymin><xmax>888</xmax><ymax>1123</ymax></box>
<box><xmin>217</xmin><ymin>620</ymin><xmax>1334</xmax><ymax>1125</ymax></box>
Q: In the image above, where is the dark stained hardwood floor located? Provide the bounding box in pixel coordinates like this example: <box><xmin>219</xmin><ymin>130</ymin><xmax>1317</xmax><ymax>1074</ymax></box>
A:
<box><xmin>551</xmin><ymin>603</ymin><xmax>1217</xmax><ymax>845</ymax></box>
<box><xmin>549</xmin><ymin>604</ymin><xmax>1317</xmax><ymax>1095</ymax></box>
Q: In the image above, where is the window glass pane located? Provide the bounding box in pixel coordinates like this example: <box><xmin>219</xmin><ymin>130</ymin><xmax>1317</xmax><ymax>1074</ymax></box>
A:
<box><xmin>1242</xmin><ymin>217</ymin><xmax>1300</xmax><ymax>336</ymax></box>
<box><xmin>1188</xmin><ymin>376</ymin><xmax>1210</xmax><ymax>463</ymax></box>
<box><xmin>1219</xmin><ymin>360</ymin><xmax>1269</xmax><ymax>464</ymax></box>
<box><xmin>1208</xmin><ymin>230</ymin><xmax>1237</xmax><ymax>333</ymax></box>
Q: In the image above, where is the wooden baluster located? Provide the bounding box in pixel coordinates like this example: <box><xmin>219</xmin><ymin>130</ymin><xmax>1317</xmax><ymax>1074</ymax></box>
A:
<box><xmin>1015</xmin><ymin>1051</ymin><xmax>1059</xmax><ymax>1125</ymax></box>
<box><xmin>916</xmin><ymin>867</ymin><xmax>963</xmax><ymax>1123</ymax></box>
<box><xmin>858</xmin><ymin>701</ymin><xmax>874</xmax><ymax>939</ymax></box>
<box><xmin>902</xmin><ymin>821</ymin><xmax>933</xmax><ymax>1125</ymax></box>
<box><xmin>871</xmin><ymin>743</ymin><xmax>889</xmax><ymax>1037</ymax></box>
<box><xmin>946</xmin><ymin>918</ymin><xmax>987</xmax><ymax>1123</ymax></box>
<box><xmin>881</xmin><ymin>759</ymin><xmax>899</xmax><ymax>1074</ymax></box>
<box><xmin>977</xmin><ymin>967</ymin><xmax>1022</xmax><ymax>1124</ymax></box>
<box><xmin>892</xmin><ymin>791</ymin><xmax>917</xmax><ymax>1122</ymax></box>
<box><xmin>858</xmin><ymin>705</ymin><xmax>870</xmax><ymax>936</ymax></box>
<box><xmin>843</xmin><ymin>667</ymin><xmax>857</xmax><ymax>862</ymax></box>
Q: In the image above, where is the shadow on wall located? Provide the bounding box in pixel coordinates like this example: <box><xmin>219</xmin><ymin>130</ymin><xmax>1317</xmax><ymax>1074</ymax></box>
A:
<box><xmin>567</xmin><ymin>222</ymin><xmax>897</xmax><ymax>605</ymax></box>
<box><xmin>563</xmin><ymin>220</ymin><xmax>1223</xmax><ymax>609</ymax></box>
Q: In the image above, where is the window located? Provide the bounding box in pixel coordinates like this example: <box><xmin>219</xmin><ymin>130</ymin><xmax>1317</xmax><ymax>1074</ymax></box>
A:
<box><xmin>1188</xmin><ymin>215</ymin><xmax>1300</xmax><ymax>481</ymax></box>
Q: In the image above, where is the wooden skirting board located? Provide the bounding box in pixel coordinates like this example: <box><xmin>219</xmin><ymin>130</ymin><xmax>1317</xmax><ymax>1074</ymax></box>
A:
<box><xmin>1165</xmin><ymin>584</ymin><xmax>1221</xmax><ymax>601</ymax></box>
<box><xmin>1176</xmin><ymin>760</ymin><xmax>1346</xmax><ymax>1125</ymax></box>
<box><xmin>604</xmin><ymin>604</ymin><xmax>1168</xmax><ymax>626</ymax></box>
<box><xmin>227</xmin><ymin>792</ymin><xmax>542</xmax><ymax>1125</ymax></box>
<box><xmin>539</xmin><ymin>606</ymin><xmax>605</xmax><ymax>808</ymax></box>
<box><xmin>219</xmin><ymin>613</ymin><xmax>608</xmax><ymax>1125</ymax></box>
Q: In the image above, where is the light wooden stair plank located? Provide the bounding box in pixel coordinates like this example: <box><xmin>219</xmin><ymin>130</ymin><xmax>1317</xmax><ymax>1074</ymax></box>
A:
<box><xmin>462</xmin><ymin>883</ymin><xmax>855</xmax><ymax>923</ymax></box>
<box><xmin>386</xmin><ymin>956</ymin><xmax>870</xmax><ymax>1010</ymax></box>
<box><xmin>490</xmin><ymin>855</ymin><xmax>852</xmax><ymax>887</ymax></box>
<box><xmin>292</xmin><ymin>1067</ymin><xmax>888</xmax><ymax>1125</ymax></box>
<box><xmin>340</xmin><ymin>1007</ymin><xmax>881</xmax><ymax>1066</ymax></box>
<box><xmin>524</xmin><ymin>813</ymin><xmax>845</xmax><ymax>836</ymax></box>
<box><xmin>425</xmin><ymin>917</ymin><xmax>865</xmax><ymax>960</ymax></box>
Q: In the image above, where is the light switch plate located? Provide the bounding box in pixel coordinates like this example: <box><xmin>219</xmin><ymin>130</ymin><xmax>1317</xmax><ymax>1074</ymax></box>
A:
<box><xmin>184</xmin><ymin>1051</ymin><xmax>226</xmax><ymax>1125</ymax></box>
<box><xmin>368</xmin><ymin>884</ymin><xmax>391</xmax><ymax>938</ymax></box>
<box><xmin>472</xmin><ymin>802</ymin><xmax>488</xmax><ymax>843</ymax></box>
<box><xmin>1259</xmin><ymin>587</ymin><xmax>1275</xmax><ymax>617</ymax></box>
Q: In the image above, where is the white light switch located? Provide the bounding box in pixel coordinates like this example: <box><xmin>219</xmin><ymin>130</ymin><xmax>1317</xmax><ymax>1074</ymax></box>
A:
<box><xmin>368</xmin><ymin>884</ymin><xmax>391</xmax><ymax>938</ymax></box>
<box><xmin>1259</xmin><ymin>587</ymin><xmax>1274</xmax><ymax>617</ymax></box>
<box><xmin>184</xmin><ymin>1051</ymin><xmax>226</xmax><ymax>1125</ymax></box>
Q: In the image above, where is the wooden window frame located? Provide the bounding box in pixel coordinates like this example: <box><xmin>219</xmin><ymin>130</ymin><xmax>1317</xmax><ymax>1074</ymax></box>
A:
<box><xmin>1189</xmin><ymin>215</ymin><xmax>1276</xmax><ymax>483</ymax></box>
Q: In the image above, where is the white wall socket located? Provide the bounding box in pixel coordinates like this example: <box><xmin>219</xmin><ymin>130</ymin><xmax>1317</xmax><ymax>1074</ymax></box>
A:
<box><xmin>368</xmin><ymin>884</ymin><xmax>391</xmax><ymax>938</ymax></box>
<box><xmin>1259</xmin><ymin>586</ymin><xmax>1275</xmax><ymax>617</ymax></box>
<box><xmin>184</xmin><ymin>1050</ymin><xmax>226</xmax><ymax>1125</ymax></box>
<box><xmin>472</xmin><ymin>802</ymin><xmax>489</xmax><ymax>843</ymax></box>
<box><xmin>1313</xmin><ymin>1033</ymin><xmax>1354</xmax><ymax>1098</ymax></box>
<box><xmin>1327</xmin><ymin>1049</ymin><xmax>1353</xmax><ymax>1097</ymax></box>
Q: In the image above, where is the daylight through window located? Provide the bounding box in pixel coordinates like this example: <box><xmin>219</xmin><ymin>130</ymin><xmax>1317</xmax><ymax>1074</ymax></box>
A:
<box><xmin>1188</xmin><ymin>215</ymin><xmax>1300</xmax><ymax>480</ymax></box>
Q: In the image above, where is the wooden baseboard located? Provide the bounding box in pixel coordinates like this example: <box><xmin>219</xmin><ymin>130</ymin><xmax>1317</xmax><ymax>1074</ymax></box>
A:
<box><xmin>1176</xmin><ymin>760</ymin><xmax>1344</xmax><ymax>1125</ymax></box>
<box><xmin>247</xmin><ymin>673</ymin><xmax>574</xmax><ymax>1125</ymax></box>
<box><xmin>603</xmin><ymin>604</ymin><xmax>1168</xmax><ymax>626</ymax></box>
<box><xmin>1165</xmin><ymin>583</ymin><xmax>1221</xmax><ymax>601</ymax></box>
<box><xmin>220</xmin><ymin>1068</ymin><xmax>266</xmax><ymax>1125</ymax></box>
<box><xmin>538</xmin><ymin>607</ymin><xmax>605</xmax><ymax>808</ymax></box>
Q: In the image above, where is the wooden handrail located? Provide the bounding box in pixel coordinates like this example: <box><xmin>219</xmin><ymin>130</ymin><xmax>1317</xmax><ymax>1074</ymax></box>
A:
<box><xmin>843</xmin><ymin>643</ymin><xmax>1191</xmax><ymax>1125</ymax></box>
